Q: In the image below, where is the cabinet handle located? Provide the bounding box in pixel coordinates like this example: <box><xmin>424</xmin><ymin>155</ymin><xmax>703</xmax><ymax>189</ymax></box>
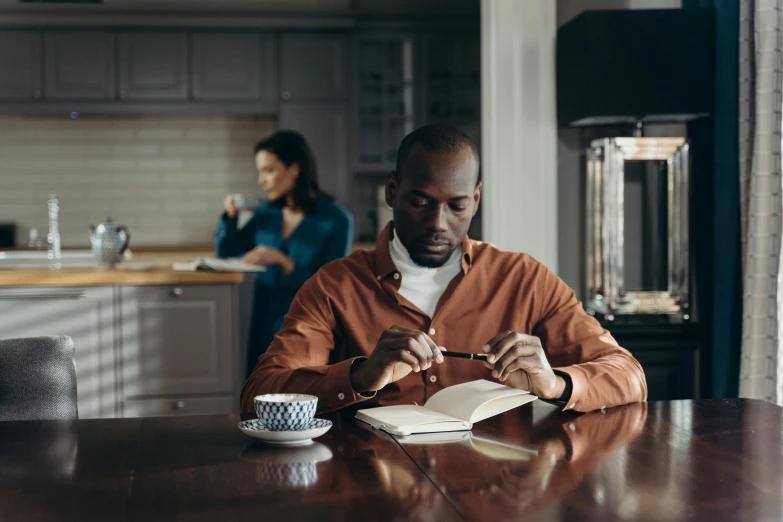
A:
<box><xmin>171</xmin><ymin>287</ymin><xmax>184</xmax><ymax>297</ymax></box>
<box><xmin>281</xmin><ymin>91</ymin><xmax>291</xmax><ymax>100</ymax></box>
<box><xmin>174</xmin><ymin>401</ymin><xmax>185</xmax><ymax>410</ymax></box>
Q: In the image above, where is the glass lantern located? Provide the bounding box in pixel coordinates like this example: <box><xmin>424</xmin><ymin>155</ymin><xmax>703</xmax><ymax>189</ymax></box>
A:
<box><xmin>586</xmin><ymin>137</ymin><xmax>690</xmax><ymax>322</ymax></box>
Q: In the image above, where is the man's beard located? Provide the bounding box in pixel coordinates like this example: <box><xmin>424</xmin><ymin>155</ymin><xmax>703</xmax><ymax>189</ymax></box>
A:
<box><xmin>409</xmin><ymin>249</ymin><xmax>454</xmax><ymax>269</ymax></box>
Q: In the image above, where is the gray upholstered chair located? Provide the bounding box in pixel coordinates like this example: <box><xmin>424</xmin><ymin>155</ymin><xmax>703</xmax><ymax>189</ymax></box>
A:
<box><xmin>0</xmin><ymin>336</ymin><xmax>78</xmax><ymax>421</ymax></box>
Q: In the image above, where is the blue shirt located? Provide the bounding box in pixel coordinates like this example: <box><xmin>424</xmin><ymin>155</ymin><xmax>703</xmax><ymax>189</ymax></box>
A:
<box><xmin>214</xmin><ymin>196</ymin><xmax>353</xmax><ymax>369</ymax></box>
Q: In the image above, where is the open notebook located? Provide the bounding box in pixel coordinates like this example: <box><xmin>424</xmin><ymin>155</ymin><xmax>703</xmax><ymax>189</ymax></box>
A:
<box><xmin>172</xmin><ymin>257</ymin><xmax>267</xmax><ymax>273</ymax></box>
<box><xmin>355</xmin><ymin>379</ymin><xmax>537</xmax><ymax>436</ymax></box>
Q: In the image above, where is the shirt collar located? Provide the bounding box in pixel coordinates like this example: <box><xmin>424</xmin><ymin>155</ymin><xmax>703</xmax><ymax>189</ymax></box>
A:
<box><xmin>374</xmin><ymin>222</ymin><xmax>474</xmax><ymax>280</ymax></box>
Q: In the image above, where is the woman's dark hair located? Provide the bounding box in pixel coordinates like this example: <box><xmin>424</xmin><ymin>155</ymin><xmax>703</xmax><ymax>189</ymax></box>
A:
<box><xmin>254</xmin><ymin>130</ymin><xmax>329</xmax><ymax>213</ymax></box>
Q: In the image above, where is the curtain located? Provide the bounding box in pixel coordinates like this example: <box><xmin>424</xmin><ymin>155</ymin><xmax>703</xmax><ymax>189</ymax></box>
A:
<box><xmin>738</xmin><ymin>0</ymin><xmax>783</xmax><ymax>405</ymax></box>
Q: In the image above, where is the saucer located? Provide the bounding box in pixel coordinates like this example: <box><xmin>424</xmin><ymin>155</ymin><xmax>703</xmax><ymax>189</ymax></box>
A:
<box><xmin>238</xmin><ymin>418</ymin><xmax>333</xmax><ymax>446</ymax></box>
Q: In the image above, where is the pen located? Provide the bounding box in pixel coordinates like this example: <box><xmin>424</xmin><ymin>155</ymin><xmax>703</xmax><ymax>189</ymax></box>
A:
<box><xmin>441</xmin><ymin>351</ymin><xmax>488</xmax><ymax>361</ymax></box>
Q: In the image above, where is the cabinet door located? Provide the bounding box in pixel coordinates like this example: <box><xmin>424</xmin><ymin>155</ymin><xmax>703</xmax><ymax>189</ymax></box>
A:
<box><xmin>279</xmin><ymin>33</ymin><xmax>347</xmax><ymax>101</ymax></box>
<box><xmin>192</xmin><ymin>32</ymin><xmax>276</xmax><ymax>102</ymax></box>
<box><xmin>0</xmin><ymin>287</ymin><xmax>117</xmax><ymax>419</ymax></box>
<box><xmin>119</xmin><ymin>285</ymin><xmax>235</xmax><ymax>401</ymax></box>
<box><xmin>118</xmin><ymin>32</ymin><xmax>188</xmax><ymax>100</ymax></box>
<box><xmin>280</xmin><ymin>103</ymin><xmax>348</xmax><ymax>203</ymax></box>
<box><xmin>0</xmin><ymin>31</ymin><xmax>42</xmax><ymax>99</ymax></box>
<box><xmin>633</xmin><ymin>348</ymin><xmax>698</xmax><ymax>401</ymax></box>
<box><xmin>44</xmin><ymin>31</ymin><xmax>115</xmax><ymax>99</ymax></box>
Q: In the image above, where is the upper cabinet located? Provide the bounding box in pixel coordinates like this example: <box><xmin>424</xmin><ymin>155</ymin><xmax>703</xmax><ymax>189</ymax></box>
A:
<box><xmin>44</xmin><ymin>31</ymin><xmax>115</xmax><ymax>100</ymax></box>
<box><xmin>422</xmin><ymin>33</ymin><xmax>481</xmax><ymax>142</ymax></box>
<box><xmin>354</xmin><ymin>33</ymin><xmax>416</xmax><ymax>170</ymax></box>
<box><xmin>279</xmin><ymin>33</ymin><xmax>348</xmax><ymax>101</ymax></box>
<box><xmin>192</xmin><ymin>32</ymin><xmax>276</xmax><ymax>102</ymax></box>
<box><xmin>0</xmin><ymin>31</ymin><xmax>42</xmax><ymax>100</ymax></box>
<box><xmin>118</xmin><ymin>32</ymin><xmax>188</xmax><ymax>100</ymax></box>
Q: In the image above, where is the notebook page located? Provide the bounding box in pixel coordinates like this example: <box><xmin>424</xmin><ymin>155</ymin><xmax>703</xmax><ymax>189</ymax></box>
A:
<box><xmin>424</xmin><ymin>380</ymin><xmax>535</xmax><ymax>423</ymax></box>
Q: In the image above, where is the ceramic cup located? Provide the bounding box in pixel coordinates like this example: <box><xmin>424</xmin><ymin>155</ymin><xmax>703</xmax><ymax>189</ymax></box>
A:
<box><xmin>254</xmin><ymin>394</ymin><xmax>318</xmax><ymax>431</ymax></box>
<box><xmin>233</xmin><ymin>194</ymin><xmax>261</xmax><ymax>211</ymax></box>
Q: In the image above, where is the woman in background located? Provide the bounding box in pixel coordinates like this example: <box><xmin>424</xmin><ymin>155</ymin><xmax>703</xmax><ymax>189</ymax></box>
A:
<box><xmin>215</xmin><ymin>131</ymin><xmax>353</xmax><ymax>377</ymax></box>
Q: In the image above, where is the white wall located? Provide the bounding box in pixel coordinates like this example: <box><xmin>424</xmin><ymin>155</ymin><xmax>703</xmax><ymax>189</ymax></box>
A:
<box><xmin>0</xmin><ymin>115</ymin><xmax>275</xmax><ymax>247</ymax></box>
<box><xmin>481</xmin><ymin>0</ymin><xmax>558</xmax><ymax>271</ymax></box>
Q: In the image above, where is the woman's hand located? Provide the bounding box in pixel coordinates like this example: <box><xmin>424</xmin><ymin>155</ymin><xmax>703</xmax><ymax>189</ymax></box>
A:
<box><xmin>241</xmin><ymin>246</ymin><xmax>295</xmax><ymax>274</ymax></box>
<box><xmin>223</xmin><ymin>194</ymin><xmax>238</xmax><ymax>219</ymax></box>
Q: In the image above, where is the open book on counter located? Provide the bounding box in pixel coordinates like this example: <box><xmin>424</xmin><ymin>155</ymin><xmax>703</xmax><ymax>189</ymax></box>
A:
<box><xmin>355</xmin><ymin>379</ymin><xmax>537</xmax><ymax>436</ymax></box>
<box><xmin>172</xmin><ymin>257</ymin><xmax>267</xmax><ymax>273</ymax></box>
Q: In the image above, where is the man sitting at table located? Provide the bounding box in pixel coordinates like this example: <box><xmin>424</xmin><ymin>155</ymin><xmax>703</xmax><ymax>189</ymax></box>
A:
<box><xmin>241</xmin><ymin>125</ymin><xmax>647</xmax><ymax>413</ymax></box>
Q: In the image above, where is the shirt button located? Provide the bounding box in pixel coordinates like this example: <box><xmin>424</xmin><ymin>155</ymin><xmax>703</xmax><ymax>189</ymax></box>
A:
<box><xmin>376</xmin><ymin>275</ymin><xmax>381</xmax><ymax>281</ymax></box>
<box><xmin>393</xmin><ymin>272</ymin><xmax>400</xmax><ymax>280</ymax></box>
<box><xmin>338</xmin><ymin>393</ymin><xmax>345</xmax><ymax>401</ymax></box>
<box><xmin>430</xmin><ymin>375</ymin><xmax>437</xmax><ymax>383</ymax></box>
<box><xmin>429</xmin><ymin>328</ymin><xmax>436</xmax><ymax>336</ymax></box>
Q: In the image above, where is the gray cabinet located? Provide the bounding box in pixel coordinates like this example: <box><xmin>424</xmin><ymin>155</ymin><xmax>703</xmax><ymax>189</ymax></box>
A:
<box><xmin>44</xmin><ymin>31</ymin><xmax>115</xmax><ymax>99</ymax></box>
<box><xmin>280</xmin><ymin>103</ymin><xmax>349</xmax><ymax>203</ymax></box>
<box><xmin>192</xmin><ymin>32</ymin><xmax>276</xmax><ymax>102</ymax></box>
<box><xmin>0</xmin><ymin>31</ymin><xmax>42</xmax><ymax>99</ymax></box>
<box><xmin>0</xmin><ymin>287</ymin><xmax>117</xmax><ymax>419</ymax></box>
<box><xmin>279</xmin><ymin>33</ymin><xmax>348</xmax><ymax>101</ymax></box>
<box><xmin>119</xmin><ymin>32</ymin><xmax>188</xmax><ymax>100</ymax></box>
<box><xmin>118</xmin><ymin>284</ymin><xmax>237</xmax><ymax>417</ymax></box>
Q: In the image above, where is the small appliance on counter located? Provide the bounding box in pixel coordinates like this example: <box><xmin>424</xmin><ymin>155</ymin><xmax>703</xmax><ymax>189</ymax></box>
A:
<box><xmin>90</xmin><ymin>218</ymin><xmax>131</xmax><ymax>268</ymax></box>
<box><xmin>0</xmin><ymin>223</ymin><xmax>15</xmax><ymax>249</ymax></box>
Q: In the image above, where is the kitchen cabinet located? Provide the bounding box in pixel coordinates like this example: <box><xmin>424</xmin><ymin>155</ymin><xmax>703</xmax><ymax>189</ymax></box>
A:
<box><xmin>279</xmin><ymin>33</ymin><xmax>348</xmax><ymax>101</ymax></box>
<box><xmin>118</xmin><ymin>32</ymin><xmax>188</xmax><ymax>100</ymax></box>
<box><xmin>44</xmin><ymin>31</ymin><xmax>115</xmax><ymax>100</ymax></box>
<box><xmin>422</xmin><ymin>32</ymin><xmax>481</xmax><ymax>143</ymax></box>
<box><xmin>118</xmin><ymin>284</ymin><xmax>238</xmax><ymax>417</ymax></box>
<box><xmin>604</xmin><ymin>323</ymin><xmax>700</xmax><ymax>401</ymax></box>
<box><xmin>0</xmin><ymin>283</ymin><xmax>242</xmax><ymax>419</ymax></box>
<box><xmin>0</xmin><ymin>287</ymin><xmax>118</xmax><ymax>419</ymax></box>
<box><xmin>192</xmin><ymin>32</ymin><xmax>276</xmax><ymax>102</ymax></box>
<box><xmin>0</xmin><ymin>31</ymin><xmax>42</xmax><ymax>99</ymax></box>
<box><xmin>354</xmin><ymin>33</ymin><xmax>416</xmax><ymax>170</ymax></box>
<box><xmin>280</xmin><ymin>103</ymin><xmax>349</xmax><ymax>204</ymax></box>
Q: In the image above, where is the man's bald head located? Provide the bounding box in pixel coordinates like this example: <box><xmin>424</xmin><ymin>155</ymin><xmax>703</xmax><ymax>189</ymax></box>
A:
<box><xmin>394</xmin><ymin>125</ymin><xmax>480</xmax><ymax>184</ymax></box>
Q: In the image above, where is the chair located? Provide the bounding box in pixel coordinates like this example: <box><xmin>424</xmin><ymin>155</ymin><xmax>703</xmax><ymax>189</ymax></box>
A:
<box><xmin>0</xmin><ymin>336</ymin><xmax>78</xmax><ymax>421</ymax></box>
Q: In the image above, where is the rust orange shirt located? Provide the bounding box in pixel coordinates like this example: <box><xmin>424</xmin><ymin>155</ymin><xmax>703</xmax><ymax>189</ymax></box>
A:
<box><xmin>241</xmin><ymin>224</ymin><xmax>647</xmax><ymax>414</ymax></box>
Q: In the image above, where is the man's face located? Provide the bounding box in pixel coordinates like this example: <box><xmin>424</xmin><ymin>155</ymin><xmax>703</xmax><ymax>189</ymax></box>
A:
<box><xmin>386</xmin><ymin>144</ymin><xmax>481</xmax><ymax>268</ymax></box>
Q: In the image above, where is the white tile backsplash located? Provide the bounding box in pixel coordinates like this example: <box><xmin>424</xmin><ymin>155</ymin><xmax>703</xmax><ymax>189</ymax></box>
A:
<box><xmin>0</xmin><ymin>114</ymin><xmax>275</xmax><ymax>247</ymax></box>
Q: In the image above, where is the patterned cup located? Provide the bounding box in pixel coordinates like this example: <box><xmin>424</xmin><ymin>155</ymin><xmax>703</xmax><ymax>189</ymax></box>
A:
<box><xmin>254</xmin><ymin>394</ymin><xmax>318</xmax><ymax>431</ymax></box>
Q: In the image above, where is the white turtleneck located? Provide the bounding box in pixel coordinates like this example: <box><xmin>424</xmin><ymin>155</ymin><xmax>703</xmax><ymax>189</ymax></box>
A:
<box><xmin>390</xmin><ymin>232</ymin><xmax>462</xmax><ymax>318</ymax></box>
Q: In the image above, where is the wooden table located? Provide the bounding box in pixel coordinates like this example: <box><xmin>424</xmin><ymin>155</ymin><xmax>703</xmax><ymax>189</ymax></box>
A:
<box><xmin>0</xmin><ymin>399</ymin><xmax>780</xmax><ymax>521</ymax></box>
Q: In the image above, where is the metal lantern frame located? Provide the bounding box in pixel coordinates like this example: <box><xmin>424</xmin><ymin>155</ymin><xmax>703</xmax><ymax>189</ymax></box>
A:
<box><xmin>586</xmin><ymin>137</ymin><xmax>690</xmax><ymax>321</ymax></box>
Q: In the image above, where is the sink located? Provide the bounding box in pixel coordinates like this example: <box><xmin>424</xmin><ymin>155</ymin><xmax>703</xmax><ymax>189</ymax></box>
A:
<box><xmin>0</xmin><ymin>250</ymin><xmax>99</xmax><ymax>269</ymax></box>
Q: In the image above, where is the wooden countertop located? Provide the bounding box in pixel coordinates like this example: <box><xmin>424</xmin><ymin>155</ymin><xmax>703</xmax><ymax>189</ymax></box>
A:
<box><xmin>0</xmin><ymin>249</ymin><xmax>243</xmax><ymax>287</ymax></box>
<box><xmin>0</xmin><ymin>268</ymin><xmax>245</xmax><ymax>287</ymax></box>
<box><xmin>0</xmin><ymin>243</ymin><xmax>376</xmax><ymax>288</ymax></box>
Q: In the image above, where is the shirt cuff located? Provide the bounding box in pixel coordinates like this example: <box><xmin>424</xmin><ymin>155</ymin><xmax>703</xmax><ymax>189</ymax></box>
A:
<box><xmin>319</xmin><ymin>357</ymin><xmax>376</xmax><ymax>412</ymax></box>
<box><xmin>551</xmin><ymin>366</ymin><xmax>588</xmax><ymax>412</ymax></box>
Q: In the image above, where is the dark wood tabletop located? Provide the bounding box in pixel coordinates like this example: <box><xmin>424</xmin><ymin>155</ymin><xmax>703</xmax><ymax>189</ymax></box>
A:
<box><xmin>0</xmin><ymin>399</ymin><xmax>780</xmax><ymax>522</ymax></box>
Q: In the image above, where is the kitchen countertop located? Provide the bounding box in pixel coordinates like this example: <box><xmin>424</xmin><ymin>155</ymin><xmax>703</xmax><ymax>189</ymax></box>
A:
<box><xmin>0</xmin><ymin>243</ymin><xmax>377</xmax><ymax>288</ymax></box>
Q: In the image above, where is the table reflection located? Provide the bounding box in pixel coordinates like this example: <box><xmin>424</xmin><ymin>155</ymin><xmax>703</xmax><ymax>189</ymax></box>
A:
<box><xmin>393</xmin><ymin>402</ymin><xmax>648</xmax><ymax>521</ymax></box>
<box><xmin>0</xmin><ymin>420</ymin><xmax>78</xmax><ymax>478</ymax></box>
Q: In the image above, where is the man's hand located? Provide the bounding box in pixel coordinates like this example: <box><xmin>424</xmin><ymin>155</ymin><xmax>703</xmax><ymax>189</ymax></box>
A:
<box><xmin>482</xmin><ymin>331</ymin><xmax>565</xmax><ymax>400</ymax></box>
<box><xmin>351</xmin><ymin>325</ymin><xmax>444</xmax><ymax>393</ymax></box>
